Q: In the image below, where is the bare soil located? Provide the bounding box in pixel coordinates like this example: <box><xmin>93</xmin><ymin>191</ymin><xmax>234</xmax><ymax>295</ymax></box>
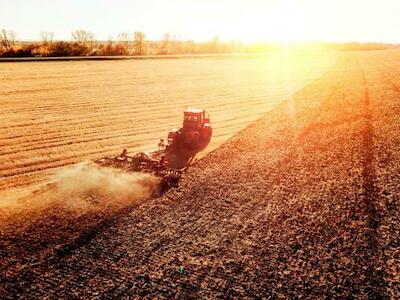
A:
<box><xmin>1</xmin><ymin>51</ymin><xmax>399</xmax><ymax>298</ymax></box>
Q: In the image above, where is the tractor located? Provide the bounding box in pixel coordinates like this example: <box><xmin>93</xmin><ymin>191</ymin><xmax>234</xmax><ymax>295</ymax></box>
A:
<box><xmin>164</xmin><ymin>108</ymin><xmax>212</xmax><ymax>168</ymax></box>
<box><xmin>95</xmin><ymin>108</ymin><xmax>212</xmax><ymax>192</ymax></box>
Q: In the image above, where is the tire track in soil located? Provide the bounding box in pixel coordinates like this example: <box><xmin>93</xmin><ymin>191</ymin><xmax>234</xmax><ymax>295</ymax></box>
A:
<box><xmin>358</xmin><ymin>61</ymin><xmax>386</xmax><ymax>299</ymax></box>
<box><xmin>361</xmin><ymin>57</ymin><xmax>400</xmax><ymax>298</ymax></box>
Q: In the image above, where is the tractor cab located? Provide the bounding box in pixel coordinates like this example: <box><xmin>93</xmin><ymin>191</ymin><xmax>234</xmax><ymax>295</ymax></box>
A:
<box><xmin>183</xmin><ymin>108</ymin><xmax>209</xmax><ymax>129</ymax></box>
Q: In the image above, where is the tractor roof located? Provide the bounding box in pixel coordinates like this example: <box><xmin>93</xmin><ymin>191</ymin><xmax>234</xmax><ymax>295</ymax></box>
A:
<box><xmin>184</xmin><ymin>108</ymin><xmax>204</xmax><ymax>114</ymax></box>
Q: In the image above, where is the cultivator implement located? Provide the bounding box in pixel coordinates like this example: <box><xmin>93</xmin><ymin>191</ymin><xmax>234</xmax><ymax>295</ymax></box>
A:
<box><xmin>95</xmin><ymin>151</ymin><xmax>183</xmax><ymax>192</ymax></box>
<box><xmin>94</xmin><ymin>108</ymin><xmax>212</xmax><ymax>193</ymax></box>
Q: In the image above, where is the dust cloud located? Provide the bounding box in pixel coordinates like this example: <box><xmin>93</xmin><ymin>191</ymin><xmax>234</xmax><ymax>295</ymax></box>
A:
<box><xmin>53</xmin><ymin>162</ymin><xmax>160</xmax><ymax>211</ymax></box>
<box><xmin>0</xmin><ymin>162</ymin><xmax>160</xmax><ymax>221</ymax></box>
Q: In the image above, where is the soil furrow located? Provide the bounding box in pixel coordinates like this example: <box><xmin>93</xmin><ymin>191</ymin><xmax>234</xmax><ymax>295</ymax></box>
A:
<box><xmin>358</xmin><ymin>63</ymin><xmax>386</xmax><ymax>298</ymax></box>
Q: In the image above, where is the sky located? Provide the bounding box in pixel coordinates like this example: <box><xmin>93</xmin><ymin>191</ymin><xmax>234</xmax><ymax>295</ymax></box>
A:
<box><xmin>0</xmin><ymin>0</ymin><xmax>399</xmax><ymax>43</ymax></box>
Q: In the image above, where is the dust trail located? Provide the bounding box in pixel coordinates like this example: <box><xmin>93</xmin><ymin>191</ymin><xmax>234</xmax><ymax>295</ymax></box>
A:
<box><xmin>52</xmin><ymin>161</ymin><xmax>160</xmax><ymax>212</ymax></box>
<box><xmin>0</xmin><ymin>162</ymin><xmax>160</xmax><ymax>222</ymax></box>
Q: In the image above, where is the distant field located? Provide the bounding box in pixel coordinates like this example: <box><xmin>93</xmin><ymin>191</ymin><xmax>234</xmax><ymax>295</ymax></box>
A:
<box><xmin>0</xmin><ymin>53</ymin><xmax>335</xmax><ymax>192</ymax></box>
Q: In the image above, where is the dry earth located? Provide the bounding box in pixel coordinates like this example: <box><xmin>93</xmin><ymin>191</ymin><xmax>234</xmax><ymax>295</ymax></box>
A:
<box><xmin>1</xmin><ymin>50</ymin><xmax>400</xmax><ymax>298</ymax></box>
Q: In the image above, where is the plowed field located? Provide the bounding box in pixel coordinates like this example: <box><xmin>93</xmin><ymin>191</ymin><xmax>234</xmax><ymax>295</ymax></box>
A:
<box><xmin>0</xmin><ymin>54</ymin><xmax>334</xmax><ymax>192</ymax></box>
<box><xmin>1</xmin><ymin>51</ymin><xmax>399</xmax><ymax>298</ymax></box>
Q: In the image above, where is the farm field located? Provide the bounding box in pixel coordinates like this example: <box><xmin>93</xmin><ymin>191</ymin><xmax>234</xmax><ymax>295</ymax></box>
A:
<box><xmin>0</xmin><ymin>53</ymin><xmax>335</xmax><ymax>193</ymax></box>
<box><xmin>2</xmin><ymin>50</ymin><xmax>400</xmax><ymax>298</ymax></box>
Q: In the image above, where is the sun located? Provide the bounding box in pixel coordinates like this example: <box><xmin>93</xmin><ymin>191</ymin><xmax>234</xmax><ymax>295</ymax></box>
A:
<box><xmin>234</xmin><ymin>2</ymin><xmax>306</xmax><ymax>43</ymax></box>
<box><xmin>270</xmin><ymin>5</ymin><xmax>306</xmax><ymax>43</ymax></box>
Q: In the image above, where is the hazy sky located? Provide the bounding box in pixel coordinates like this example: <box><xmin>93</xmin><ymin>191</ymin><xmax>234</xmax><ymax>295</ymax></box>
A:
<box><xmin>1</xmin><ymin>0</ymin><xmax>399</xmax><ymax>42</ymax></box>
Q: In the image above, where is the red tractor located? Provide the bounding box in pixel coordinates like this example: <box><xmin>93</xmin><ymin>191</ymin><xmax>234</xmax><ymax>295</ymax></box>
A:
<box><xmin>164</xmin><ymin>108</ymin><xmax>212</xmax><ymax>168</ymax></box>
<box><xmin>95</xmin><ymin>108</ymin><xmax>212</xmax><ymax>192</ymax></box>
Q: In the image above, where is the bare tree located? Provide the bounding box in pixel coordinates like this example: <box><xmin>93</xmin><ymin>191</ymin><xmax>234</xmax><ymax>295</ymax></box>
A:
<box><xmin>40</xmin><ymin>31</ymin><xmax>54</xmax><ymax>47</ymax></box>
<box><xmin>117</xmin><ymin>32</ymin><xmax>133</xmax><ymax>53</ymax></box>
<box><xmin>0</xmin><ymin>29</ymin><xmax>16</xmax><ymax>51</ymax></box>
<box><xmin>159</xmin><ymin>33</ymin><xmax>170</xmax><ymax>55</ymax></box>
<box><xmin>118</xmin><ymin>32</ymin><xmax>130</xmax><ymax>45</ymax></box>
<box><xmin>72</xmin><ymin>30</ymin><xmax>95</xmax><ymax>53</ymax></box>
<box><xmin>72</xmin><ymin>30</ymin><xmax>91</xmax><ymax>43</ymax></box>
<box><xmin>134</xmin><ymin>32</ymin><xmax>146</xmax><ymax>55</ymax></box>
<box><xmin>171</xmin><ymin>34</ymin><xmax>178</xmax><ymax>54</ymax></box>
<box><xmin>173</xmin><ymin>34</ymin><xmax>183</xmax><ymax>54</ymax></box>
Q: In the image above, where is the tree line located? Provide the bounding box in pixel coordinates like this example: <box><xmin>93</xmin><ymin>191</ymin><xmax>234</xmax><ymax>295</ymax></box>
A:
<box><xmin>0</xmin><ymin>29</ymin><xmax>398</xmax><ymax>57</ymax></box>
<box><xmin>0</xmin><ymin>29</ymin><xmax>233</xmax><ymax>57</ymax></box>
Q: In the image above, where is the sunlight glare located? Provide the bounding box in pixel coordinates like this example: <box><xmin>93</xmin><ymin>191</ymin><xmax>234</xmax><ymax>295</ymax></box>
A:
<box><xmin>235</xmin><ymin>1</ymin><xmax>306</xmax><ymax>43</ymax></box>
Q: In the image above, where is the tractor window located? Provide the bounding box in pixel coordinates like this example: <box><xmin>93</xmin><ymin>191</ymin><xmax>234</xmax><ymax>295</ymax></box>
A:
<box><xmin>185</xmin><ymin>115</ymin><xmax>198</xmax><ymax>122</ymax></box>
